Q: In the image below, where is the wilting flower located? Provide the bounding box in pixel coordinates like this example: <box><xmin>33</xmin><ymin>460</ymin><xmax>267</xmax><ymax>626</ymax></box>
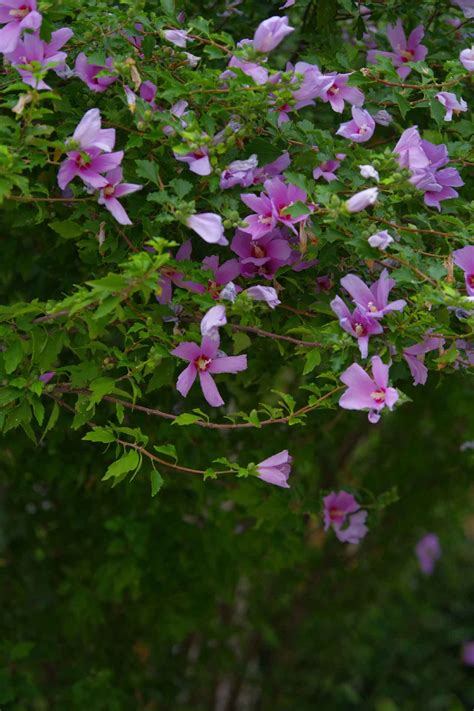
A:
<box><xmin>415</xmin><ymin>533</ymin><xmax>441</xmax><ymax>575</ymax></box>
<box><xmin>257</xmin><ymin>450</ymin><xmax>292</xmax><ymax>488</ymax></box>
<box><xmin>75</xmin><ymin>53</ymin><xmax>117</xmax><ymax>92</ymax></box>
<box><xmin>341</xmin><ymin>269</ymin><xmax>406</xmax><ymax>319</ymax></box>
<box><xmin>323</xmin><ymin>491</ymin><xmax>368</xmax><ymax>544</ymax></box>
<box><xmin>163</xmin><ymin>29</ymin><xmax>190</xmax><ymax>47</ymax></box>
<box><xmin>39</xmin><ymin>371</ymin><xmax>56</xmax><ymax>384</ymax></box>
<box><xmin>174</xmin><ymin>146</ymin><xmax>211</xmax><ymax>176</ymax></box>
<box><xmin>367</xmin><ymin>18</ymin><xmax>428</xmax><ymax>79</ymax></box>
<box><xmin>0</xmin><ymin>0</ymin><xmax>42</xmax><ymax>54</ymax></box>
<box><xmin>200</xmin><ymin>305</ymin><xmax>227</xmax><ymax>342</ymax></box>
<box><xmin>373</xmin><ymin>109</ymin><xmax>393</xmax><ymax>126</ymax></box>
<box><xmin>244</xmin><ymin>285</ymin><xmax>280</xmax><ymax>308</ymax></box>
<box><xmin>252</xmin><ymin>16</ymin><xmax>294</xmax><ymax>53</ymax></box>
<box><xmin>435</xmin><ymin>92</ymin><xmax>467</xmax><ymax>121</ymax></box>
<box><xmin>5</xmin><ymin>28</ymin><xmax>73</xmax><ymax>90</ymax></box>
<box><xmin>339</xmin><ymin>355</ymin><xmax>399</xmax><ymax>423</ymax></box>
<box><xmin>460</xmin><ymin>46</ymin><xmax>474</xmax><ymax>71</ymax></box>
<box><xmin>172</xmin><ymin>337</ymin><xmax>247</xmax><ymax>407</ymax></box>
<box><xmin>462</xmin><ymin>642</ymin><xmax>474</xmax><ymax>667</ymax></box>
<box><xmin>224</xmin><ymin>53</ymin><xmax>269</xmax><ymax>85</ymax></box>
<box><xmin>231</xmin><ymin>229</ymin><xmax>291</xmax><ymax>278</ymax></box>
<box><xmin>313</xmin><ymin>153</ymin><xmax>345</xmax><ymax>182</ymax></box>
<box><xmin>368</xmin><ymin>230</ymin><xmax>394</xmax><ymax>250</ymax></box>
<box><xmin>187</xmin><ymin>213</ymin><xmax>228</xmax><ymax>246</ymax></box>
<box><xmin>220</xmin><ymin>155</ymin><xmax>258</xmax><ymax>189</ymax></box>
<box><xmin>317</xmin><ymin>72</ymin><xmax>365</xmax><ymax>113</ymax></box>
<box><xmin>359</xmin><ymin>164</ymin><xmax>379</xmax><ymax>181</ymax></box>
<box><xmin>346</xmin><ymin>187</ymin><xmax>378</xmax><ymax>213</ymax></box>
<box><xmin>336</xmin><ymin>107</ymin><xmax>375</xmax><ymax>143</ymax></box>
<box><xmin>453</xmin><ymin>246</ymin><xmax>474</xmax><ymax>296</ymax></box>
<box><xmin>403</xmin><ymin>336</ymin><xmax>444</xmax><ymax>386</ymax></box>
<box><xmin>331</xmin><ymin>296</ymin><xmax>383</xmax><ymax>358</ymax></box>
<box><xmin>202</xmin><ymin>255</ymin><xmax>241</xmax><ymax>298</ymax></box>
<box><xmin>97</xmin><ymin>168</ymin><xmax>142</xmax><ymax>225</ymax></box>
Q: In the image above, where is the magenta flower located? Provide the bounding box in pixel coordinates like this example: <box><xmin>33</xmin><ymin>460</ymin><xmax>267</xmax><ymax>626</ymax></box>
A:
<box><xmin>462</xmin><ymin>642</ymin><xmax>474</xmax><ymax>667</ymax></box>
<box><xmin>187</xmin><ymin>212</ymin><xmax>227</xmax><ymax>245</ymax></box>
<box><xmin>367</xmin><ymin>19</ymin><xmax>428</xmax><ymax>79</ymax></box>
<box><xmin>368</xmin><ymin>231</ymin><xmax>394</xmax><ymax>250</ymax></box>
<box><xmin>313</xmin><ymin>153</ymin><xmax>345</xmax><ymax>182</ymax></box>
<box><xmin>393</xmin><ymin>126</ymin><xmax>429</xmax><ymax>172</ymax></box>
<box><xmin>323</xmin><ymin>491</ymin><xmax>368</xmax><ymax>544</ymax></box>
<box><xmin>453</xmin><ymin>246</ymin><xmax>474</xmax><ymax>296</ymax></box>
<box><xmin>415</xmin><ymin>533</ymin><xmax>441</xmax><ymax>575</ymax></box>
<box><xmin>66</xmin><ymin>108</ymin><xmax>115</xmax><ymax>153</ymax></box>
<box><xmin>253</xmin><ymin>152</ymin><xmax>292</xmax><ymax>184</ymax></box>
<box><xmin>240</xmin><ymin>190</ymin><xmax>277</xmax><ymax>240</ymax></box>
<box><xmin>346</xmin><ymin>187</ymin><xmax>378</xmax><ymax>212</ymax></box>
<box><xmin>242</xmin><ymin>177</ymin><xmax>312</xmax><ymax>238</ymax></box>
<box><xmin>460</xmin><ymin>46</ymin><xmax>474</xmax><ymax>71</ymax></box>
<box><xmin>157</xmin><ymin>241</ymin><xmax>205</xmax><ymax>305</ymax></box>
<box><xmin>5</xmin><ymin>27</ymin><xmax>73</xmax><ymax>89</ymax></box>
<box><xmin>336</xmin><ymin>107</ymin><xmax>375</xmax><ymax>143</ymax></box>
<box><xmin>174</xmin><ymin>146</ymin><xmax>211</xmax><ymax>176</ymax></box>
<box><xmin>330</xmin><ymin>296</ymin><xmax>383</xmax><ymax>358</ymax></box>
<box><xmin>0</xmin><ymin>0</ymin><xmax>42</xmax><ymax>54</ymax></box>
<box><xmin>200</xmin><ymin>305</ymin><xmax>227</xmax><ymax>342</ymax></box>
<box><xmin>139</xmin><ymin>80</ymin><xmax>158</xmax><ymax>110</ymax></box>
<box><xmin>202</xmin><ymin>255</ymin><xmax>241</xmax><ymax>298</ymax></box>
<box><xmin>403</xmin><ymin>336</ymin><xmax>444</xmax><ymax>386</ymax></box>
<box><xmin>252</xmin><ymin>16</ymin><xmax>294</xmax><ymax>53</ymax></box>
<box><xmin>58</xmin><ymin>147</ymin><xmax>123</xmax><ymax>190</ymax></box>
<box><xmin>38</xmin><ymin>371</ymin><xmax>56</xmax><ymax>384</ymax></box>
<box><xmin>220</xmin><ymin>155</ymin><xmax>258</xmax><ymax>189</ymax></box>
<box><xmin>163</xmin><ymin>29</ymin><xmax>190</xmax><ymax>47</ymax></box>
<box><xmin>317</xmin><ymin>72</ymin><xmax>365</xmax><ymax>113</ymax></box>
<box><xmin>75</xmin><ymin>53</ymin><xmax>117</xmax><ymax>93</ymax></box>
<box><xmin>435</xmin><ymin>92</ymin><xmax>467</xmax><ymax>121</ymax></box>
<box><xmin>244</xmin><ymin>285</ymin><xmax>280</xmax><ymax>309</ymax></box>
<box><xmin>257</xmin><ymin>450</ymin><xmax>292</xmax><ymax>488</ymax></box>
<box><xmin>97</xmin><ymin>168</ymin><xmax>142</xmax><ymax>225</ymax></box>
<box><xmin>231</xmin><ymin>229</ymin><xmax>291</xmax><ymax>278</ymax></box>
<box><xmin>340</xmin><ymin>269</ymin><xmax>406</xmax><ymax>319</ymax></box>
<box><xmin>339</xmin><ymin>355</ymin><xmax>399</xmax><ymax>424</ymax></box>
<box><xmin>224</xmin><ymin>54</ymin><xmax>269</xmax><ymax>85</ymax></box>
<box><xmin>172</xmin><ymin>337</ymin><xmax>247</xmax><ymax>407</ymax></box>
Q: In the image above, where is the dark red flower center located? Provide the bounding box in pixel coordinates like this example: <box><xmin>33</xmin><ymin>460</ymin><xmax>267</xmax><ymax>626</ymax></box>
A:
<box><xmin>252</xmin><ymin>244</ymin><xmax>266</xmax><ymax>259</ymax></box>
<box><xmin>370</xmin><ymin>389</ymin><xmax>386</xmax><ymax>404</ymax></box>
<box><xmin>10</xmin><ymin>6</ymin><xmax>29</xmax><ymax>18</ymax></box>
<box><xmin>329</xmin><ymin>507</ymin><xmax>345</xmax><ymax>522</ymax></box>
<box><xmin>195</xmin><ymin>356</ymin><xmax>211</xmax><ymax>371</ymax></box>
<box><xmin>467</xmin><ymin>274</ymin><xmax>474</xmax><ymax>288</ymax></box>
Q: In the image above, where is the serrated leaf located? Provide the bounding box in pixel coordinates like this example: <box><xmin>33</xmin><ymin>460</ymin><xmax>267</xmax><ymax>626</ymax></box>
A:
<box><xmin>83</xmin><ymin>427</ymin><xmax>116</xmax><ymax>444</ymax></box>
<box><xmin>150</xmin><ymin>469</ymin><xmax>164</xmax><ymax>496</ymax></box>
<box><xmin>4</xmin><ymin>340</ymin><xmax>23</xmax><ymax>374</ymax></box>
<box><xmin>303</xmin><ymin>349</ymin><xmax>321</xmax><ymax>375</ymax></box>
<box><xmin>102</xmin><ymin>449</ymin><xmax>139</xmax><ymax>481</ymax></box>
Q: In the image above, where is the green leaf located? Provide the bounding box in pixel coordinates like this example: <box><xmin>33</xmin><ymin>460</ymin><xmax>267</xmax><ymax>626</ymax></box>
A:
<box><xmin>89</xmin><ymin>377</ymin><xmax>116</xmax><ymax>407</ymax></box>
<box><xmin>303</xmin><ymin>349</ymin><xmax>321</xmax><ymax>375</ymax></box>
<box><xmin>49</xmin><ymin>220</ymin><xmax>84</xmax><ymax>240</ymax></box>
<box><xmin>83</xmin><ymin>427</ymin><xmax>116</xmax><ymax>444</ymax></box>
<box><xmin>135</xmin><ymin>159</ymin><xmax>161</xmax><ymax>186</ymax></box>
<box><xmin>170</xmin><ymin>178</ymin><xmax>193</xmax><ymax>198</ymax></box>
<box><xmin>160</xmin><ymin>0</ymin><xmax>175</xmax><ymax>14</ymax></box>
<box><xmin>4</xmin><ymin>340</ymin><xmax>23</xmax><ymax>374</ymax></box>
<box><xmin>281</xmin><ymin>201</ymin><xmax>311</xmax><ymax>219</ymax></box>
<box><xmin>41</xmin><ymin>401</ymin><xmax>59</xmax><ymax>440</ymax></box>
<box><xmin>150</xmin><ymin>469</ymin><xmax>164</xmax><ymax>496</ymax></box>
<box><xmin>153</xmin><ymin>444</ymin><xmax>178</xmax><ymax>462</ymax></box>
<box><xmin>172</xmin><ymin>413</ymin><xmax>202</xmax><ymax>426</ymax></box>
<box><xmin>102</xmin><ymin>449</ymin><xmax>140</xmax><ymax>481</ymax></box>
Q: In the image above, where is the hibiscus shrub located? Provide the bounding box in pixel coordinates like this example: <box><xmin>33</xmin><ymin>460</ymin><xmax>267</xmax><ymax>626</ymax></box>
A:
<box><xmin>0</xmin><ymin>0</ymin><xmax>473</xmax><ymax>706</ymax></box>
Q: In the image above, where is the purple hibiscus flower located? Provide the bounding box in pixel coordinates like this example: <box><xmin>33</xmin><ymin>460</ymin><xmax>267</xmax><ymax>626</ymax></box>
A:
<box><xmin>241</xmin><ymin>177</ymin><xmax>311</xmax><ymax>239</ymax></box>
<box><xmin>5</xmin><ymin>27</ymin><xmax>73</xmax><ymax>89</ymax></box>
<box><xmin>224</xmin><ymin>54</ymin><xmax>269</xmax><ymax>86</ymax></box>
<box><xmin>340</xmin><ymin>269</ymin><xmax>407</xmax><ymax>319</ymax></box>
<box><xmin>171</xmin><ymin>336</ymin><xmax>247</xmax><ymax>407</ymax></box>
<box><xmin>323</xmin><ymin>491</ymin><xmax>368</xmax><ymax>544</ymax></box>
<box><xmin>243</xmin><ymin>285</ymin><xmax>281</xmax><ymax>308</ymax></box>
<box><xmin>317</xmin><ymin>72</ymin><xmax>365</xmax><ymax>113</ymax></box>
<box><xmin>367</xmin><ymin>18</ymin><xmax>428</xmax><ymax>79</ymax></box>
<box><xmin>313</xmin><ymin>153</ymin><xmax>346</xmax><ymax>182</ymax></box>
<box><xmin>202</xmin><ymin>255</ymin><xmax>241</xmax><ymax>299</ymax></box>
<box><xmin>368</xmin><ymin>230</ymin><xmax>394</xmax><ymax>250</ymax></box>
<box><xmin>330</xmin><ymin>296</ymin><xmax>383</xmax><ymax>358</ymax></box>
<box><xmin>403</xmin><ymin>336</ymin><xmax>444</xmax><ymax>386</ymax></box>
<box><xmin>220</xmin><ymin>155</ymin><xmax>258</xmax><ymax>189</ymax></box>
<box><xmin>231</xmin><ymin>229</ymin><xmax>291</xmax><ymax>278</ymax></box>
<box><xmin>187</xmin><ymin>212</ymin><xmax>228</xmax><ymax>246</ymax></box>
<box><xmin>157</xmin><ymin>241</ymin><xmax>205</xmax><ymax>305</ymax></box>
<box><xmin>257</xmin><ymin>450</ymin><xmax>292</xmax><ymax>488</ymax></box>
<box><xmin>252</xmin><ymin>15</ymin><xmax>294</xmax><ymax>53</ymax></box>
<box><xmin>460</xmin><ymin>46</ymin><xmax>474</xmax><ymax>71</ymax></box>
<box><xmin>339</xmin><ymin>355</ymin><xmax>399</xmax><ymax>424</ymax></box>
<box><xmin>453</xmin><ymin>246</ymin><xmax>474</xmax><ymax>296</ymax></box>
<box><xmin>346</xmin><ymin>187</ymin><xmax>379</xmax><ymax>212</ymax></box>
<box><xmin>435</xmin><ymin>92</ymin><xmax>468</xmax><ymax>121</ymax></box>
<box><xmin>173</xmin><ymin>146</ymin><xmax>211</xmax><ymax>176</ymax></box>
<box><xmin>0</xmin><ymin>0</ymin><xmax>42</xmax><ymax>54</ymax></box>
<box><xmin>200</xmin><ymin>305</ymin><xmax>227</xmax><ymax>342</ymax></box>
<box><xmin>75</xmin><ymin>53</ymin><xmax>117</xmax><ymax>93</ymax></box>
<box><xmin>163</xmin><ymin>29</ymin><xmax>190</xmax><ymax>48</ymax></box>
<box><xmin>415</xmin><ymin>533</ymin><xmax>441</xmax><ymax>575</ymax></box>
<box><xmin>97</xmin><ymin>168</ymin><xmax>142</xmax><ymax>225</ymax></box>
<box><xmin>336</xmin><ymin>107</ymin><xmax>375</xmax><ymax>143</ymax></box>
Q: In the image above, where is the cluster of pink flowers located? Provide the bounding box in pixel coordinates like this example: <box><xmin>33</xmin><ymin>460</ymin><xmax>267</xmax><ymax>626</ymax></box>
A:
<box><xmin>57</xmin><ymin>109</ymin><xmax>142</xmax><ymax>225</ymax></box>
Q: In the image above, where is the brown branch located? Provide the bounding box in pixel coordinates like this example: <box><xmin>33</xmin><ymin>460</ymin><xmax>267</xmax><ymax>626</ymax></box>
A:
<box><xmin>230</xmin><ymin>323</ymin><xmax>321</xmax><ymax>348</ymax></box>
<box><xmin>116</xmin><ymin>439</ymin><xmax>233</xmax><ymax>475</ymax></box>
<box><xmin>367</xmin><ymin>216</ymin><xmax>456</xmax><ymax>238</ymax></box>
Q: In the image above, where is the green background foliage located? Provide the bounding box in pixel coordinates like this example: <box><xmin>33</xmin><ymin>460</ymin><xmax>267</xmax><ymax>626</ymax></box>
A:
<box><xmin>0</xmin><ymin>0</ymin><xmax>473</xmax><ymax>707</ymax></box>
